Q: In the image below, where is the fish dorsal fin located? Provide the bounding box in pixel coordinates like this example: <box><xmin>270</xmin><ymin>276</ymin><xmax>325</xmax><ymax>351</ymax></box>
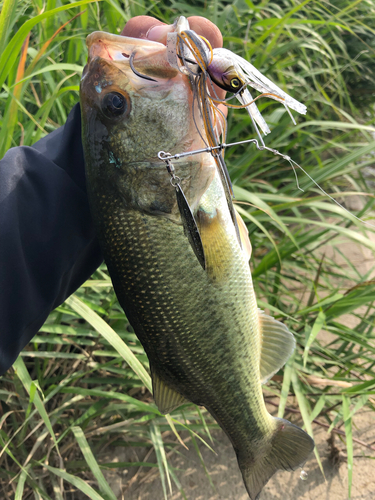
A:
<box><xmin>259</xmin><ymin>310</ymin><xmax>295</xmax><ymax>384</ymax></box>
<box><xmin>152</xmin><ymin>370</ymin><xmax>188</xmax><ymax>415</ymax></box>
<box><xmin>235</xmin><ymin>208</ymin><xmax>252</xmax><ymax>262</ymax></box>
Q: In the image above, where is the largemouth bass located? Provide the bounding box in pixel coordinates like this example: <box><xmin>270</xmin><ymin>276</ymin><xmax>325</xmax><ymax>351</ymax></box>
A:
<box><xmin>80</xmin><ymin>28</ymin><xmax>314</xmax><ymax>500</ymax></box>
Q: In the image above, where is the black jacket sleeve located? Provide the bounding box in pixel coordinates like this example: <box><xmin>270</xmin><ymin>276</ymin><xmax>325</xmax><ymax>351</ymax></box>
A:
<box><xmin>0</xmin><ymin>103</ymin><xmax>103</xmax><ymax>375</ymax></box>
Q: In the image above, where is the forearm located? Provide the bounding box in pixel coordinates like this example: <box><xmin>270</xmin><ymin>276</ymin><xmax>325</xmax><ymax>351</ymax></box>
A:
<box><xmin>0</xmin><ymin>104</ymin><xmax>103</xmax><ymax>375</ymax></box>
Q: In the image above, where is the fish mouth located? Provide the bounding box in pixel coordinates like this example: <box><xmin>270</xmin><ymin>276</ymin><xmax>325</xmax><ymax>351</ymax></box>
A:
<box><xmin>86</xmin><ymin>31</ymin><xmax>165</xmax><ymax>62</ymax></box>
<box><xmin>85</xmin><ymin>31</ymin><xmax>178</xmax><ymax>81</ymax></box>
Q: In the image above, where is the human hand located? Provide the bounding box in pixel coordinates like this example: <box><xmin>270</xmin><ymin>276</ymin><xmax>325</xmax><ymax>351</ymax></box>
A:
<box><xmin>120</xmin><ymin>15</ymin><xmax>226</xmax><ymax>103</ymax></box>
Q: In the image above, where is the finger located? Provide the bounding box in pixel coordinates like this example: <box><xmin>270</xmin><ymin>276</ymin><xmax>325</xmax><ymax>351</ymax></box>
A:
<box><xmin>121</xmin><ymin>16</ymin><xmax>166</xmax><ymax>39</ymax></box>
<box><xmin>120</xmin><ymin>16</ymin><xmax>223</xmax><ymax>49</ymax></box>
<box><xmin>218</xmin><ymin>104</ymin><xmax>228</xmax><ymax>117</ymax></box>
<box><xmin>187</xmin><ymin>16</ymin><xmax>223</xmax><ymax>50</ymax></box>
<box><xmin>121</xmin><ymin>16</ymin><xmax>227</xmax><ymax>109</ymax></box>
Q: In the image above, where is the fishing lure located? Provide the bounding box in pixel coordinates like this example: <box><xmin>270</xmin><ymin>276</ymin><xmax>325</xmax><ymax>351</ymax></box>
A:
<box><xmin>158</xmin><ymin>16</ymin><xmax>307</xmax><ymax>262</ymax></box>
<box><xmin>159</xmin><ymin>16</ymin><xmax>375</xmax><ymax>257</ymax></box>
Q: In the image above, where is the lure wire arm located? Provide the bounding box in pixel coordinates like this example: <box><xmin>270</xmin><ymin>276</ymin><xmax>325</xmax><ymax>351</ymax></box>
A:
<box><xmin>165</xmin><ymin>26</ymin><xmax>375</xmax><ymax>231</ymax></box>
<box><xmin>159</xmin><ymin>141</ymin><xmax>302</xmax><ymax>193</ymax></box>
<box><xmin>158</xmin><ymin>138</ymin><xmax>270</xmax><ymax>162</ymax></box>
<box><xmin>159</xmin><ymin>142</ymin><xmax>375</xmax><ymax>230</ymax></box>
<box><xmin>162</xmin><ymin>155</ymin><xmax>182</xmax><ymax>188</ymax></box>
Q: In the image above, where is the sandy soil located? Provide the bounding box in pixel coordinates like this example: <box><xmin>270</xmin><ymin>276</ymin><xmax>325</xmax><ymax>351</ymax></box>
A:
<box><xmin>102</xmin><ymin>405</ymin><xmax>375</xmax><ymax>500</ymax></box>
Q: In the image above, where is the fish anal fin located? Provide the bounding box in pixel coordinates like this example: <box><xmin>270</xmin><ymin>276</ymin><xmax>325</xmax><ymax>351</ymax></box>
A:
<box><xmin>235</xmin><ymin>208</ymin><xmax>252</xmax><ymax>261</ymax></box>
<box><xmin>152</xmin><ymin>371</ymin><xmax>188</xmax><ymax>415</ymax></box>
<box><xmin>239</xmin><ymin>418</ymin><xmax>314</xmax><ymax>500</ymax></box>
<box><xmin>259</xmin><ymin>310</ymin><xmax>295</xmax><ymax>384</ymax></box>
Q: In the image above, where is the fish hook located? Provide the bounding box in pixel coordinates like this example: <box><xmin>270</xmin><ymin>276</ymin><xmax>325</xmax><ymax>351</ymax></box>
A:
<box><xmin>129</xmin><ymin>52</ymin><xmax>158</xmax><ymax>82</ymax></box>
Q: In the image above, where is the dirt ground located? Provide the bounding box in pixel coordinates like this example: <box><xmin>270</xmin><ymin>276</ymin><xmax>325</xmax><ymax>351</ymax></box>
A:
<box><xmin>103</xmin><ymin>408</ymin><xmax>375</xmax><ymax>500</ymax></box>
<box><xmin>102</xmin><ymin>200</ymin><xmax>375</xmax><ymax>500</ymax></box>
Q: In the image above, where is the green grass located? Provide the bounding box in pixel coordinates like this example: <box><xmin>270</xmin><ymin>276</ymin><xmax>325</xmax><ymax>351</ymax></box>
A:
<box><xmin>1</xmin><ymin>0</ymin><xmax>375</xmax><ymax>498</ymax></box>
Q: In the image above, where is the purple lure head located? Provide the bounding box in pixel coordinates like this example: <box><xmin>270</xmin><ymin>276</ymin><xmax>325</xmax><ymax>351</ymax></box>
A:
<box><xmin>207</xmin><ymin>55</ymin><xmax>244</xmax><ymax>93</ymax></box>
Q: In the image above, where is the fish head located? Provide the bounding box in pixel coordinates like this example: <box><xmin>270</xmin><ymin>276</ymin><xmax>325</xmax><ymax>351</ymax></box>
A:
<box><xmin>80</xmin><ymin>31</ymin><xmax>215</xmax><ymax>216</ymax></box>
<box><xmin>80</xmin><ymin>32</ymin><xmax>195</xmax><ymax>164</ymax></box>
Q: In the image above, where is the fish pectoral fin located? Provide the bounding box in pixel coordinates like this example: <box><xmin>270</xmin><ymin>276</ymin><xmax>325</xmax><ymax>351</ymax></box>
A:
<box><xmin>259</xmin><ymin>310</ymin><xmax>295</xmax><ymax>384</ymax></box>
<box><xmin>235</xmin><ymin>207</ymin><xmax>252</xmax><ymax>261</ymax></box>
<box><xmin>152</xmin><ymin>370</ymin><xmax>189</xmax><ymax>415</ymax></box>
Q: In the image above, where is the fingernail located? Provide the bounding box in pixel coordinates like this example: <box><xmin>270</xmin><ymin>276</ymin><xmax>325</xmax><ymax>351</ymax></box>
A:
<box><xmin>147</xmin><ymin>24</ymin><xmax>174</xmax><ymax>43</ymax></box>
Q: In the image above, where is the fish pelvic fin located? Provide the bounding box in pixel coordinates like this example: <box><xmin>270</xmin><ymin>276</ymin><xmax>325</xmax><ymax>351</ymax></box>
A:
<box><xmin>152</xmin><ymin>369</ymin><xmax>189</xmax><ymax>415</ymax></box>
<box><xmin>239</xmin><ymin>418</ymin><xmax>314</xmax><ymax>500</ymax></box>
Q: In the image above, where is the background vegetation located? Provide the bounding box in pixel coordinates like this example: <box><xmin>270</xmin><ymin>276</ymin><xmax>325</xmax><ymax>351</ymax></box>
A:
<box><xmin>1</xmin><ymin>0</ymin><xmax>375</xmax><ymax>498</ymax></box>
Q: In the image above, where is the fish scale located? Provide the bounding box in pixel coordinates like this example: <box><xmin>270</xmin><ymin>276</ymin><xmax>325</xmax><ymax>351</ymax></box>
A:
<box><xmin>87</xmin><ymin>164</ymin><xmax>272</xmax><ymax>452</ymax></box>
<box><xmin>81</xmin><ymin>28</ymin><xmax>314</xmax><ymax>500</ymax></box>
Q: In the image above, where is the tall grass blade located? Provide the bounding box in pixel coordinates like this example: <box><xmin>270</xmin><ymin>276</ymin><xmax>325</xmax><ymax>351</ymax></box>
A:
<box><xmin>72</xmin><ymin>426</ymin><xmax>117</xmax><ymax>500</ymax></box>
<box><xmin>44</xmin><ymin>465</ymin><xmax>107</xmax><ymax>500</ymax></box>
<box><xmin>26</xmin><ymin>11</ymin><xmax>85</xmax><ymax>76</ymax></box>
<box><xmin>12</xmin><ymin>357</ymin><xmax>59</xmax><ymax>451</ymax></box>
<box><xmin>65</xmin><ymin>294</ymin><xmax>152</xmax><ymax>391</ymax></box>
<box><xmin>303</xmin><ymin>311</ymin><xmax>326</xmax><ymax>367</ymax></box>
<box><xmin>165</xmin><ymin>414</ymin><xmax>189</xmax><ymax>449</ymax></box>
<box><xmin>291</xmin><ymin>370</ymin><xmax>325</xmax><ymax>478</ymax></box>
<box><xmin>0</xmin><ymin>0</ymin><xmax>96</xmax><ymax>92</ymax></box>
<box><xmin>0</xmin><ymin>0</ymin><xmax>17</xmax><ymax>55</ymax></box>
<box><xmin>15</xmin><ymin>465</ymin><xmax>30</xmax><ymax>500</ymax></box>
<box><xmin>342</xmin><ymin>395</ymin><xmax>353</xmax><ymax>498</ymax></box>
<box><xmin>149</xmin><ymin>421</ymin><xmax>171</xmax><ymax>499</ymax></box>
<box><xmin>278</xmin><ymin>359</ymin><xmax>293</xmax><ymax>419</ymax></box>
<box><xmin>2</xmin><ymin>32</ymin><xmax>29</xmax><ymax>155</ymax></box>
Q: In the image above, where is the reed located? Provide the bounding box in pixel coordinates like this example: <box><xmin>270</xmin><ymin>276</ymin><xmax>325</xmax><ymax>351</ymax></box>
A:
<box><xmin>1</xmin><ymin>1</ymin><xmax>375</xmax><ymax>498</ymax></box>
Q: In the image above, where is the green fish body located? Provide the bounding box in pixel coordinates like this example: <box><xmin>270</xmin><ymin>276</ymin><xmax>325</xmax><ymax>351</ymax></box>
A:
<box><xmin>80</xmin><ymin>31</ymin><xmax>314</xmax><ymax>500</ymax></box>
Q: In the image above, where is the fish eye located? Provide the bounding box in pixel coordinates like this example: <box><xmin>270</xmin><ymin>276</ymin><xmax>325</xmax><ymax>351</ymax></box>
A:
<box><xmin>101</xmin><ymin>92</ymin><xmax>129</xmax><ymax>118</ymax></box>
<box><xmin>230</xmin><ymin>78</ymin><xmax>241</xmax><ymax>89</ymax></box>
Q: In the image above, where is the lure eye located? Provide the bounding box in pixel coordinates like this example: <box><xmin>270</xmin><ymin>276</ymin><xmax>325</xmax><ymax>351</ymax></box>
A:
<box><xmin>101</xmin><ymin>91</ymin><xmax>130</xmax><ymax>118</ymax></box>
<box><xmin>230</xmin><ymin>78</ymin><xmax>241</xmax><ymax>90</ymax></box>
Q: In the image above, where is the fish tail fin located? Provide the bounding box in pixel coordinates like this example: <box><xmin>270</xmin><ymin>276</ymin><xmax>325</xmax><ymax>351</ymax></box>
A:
<box><xmin>239</xmin><ymin>418</ymin><xmax>314</xmax><ymax>500</ymax></box>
